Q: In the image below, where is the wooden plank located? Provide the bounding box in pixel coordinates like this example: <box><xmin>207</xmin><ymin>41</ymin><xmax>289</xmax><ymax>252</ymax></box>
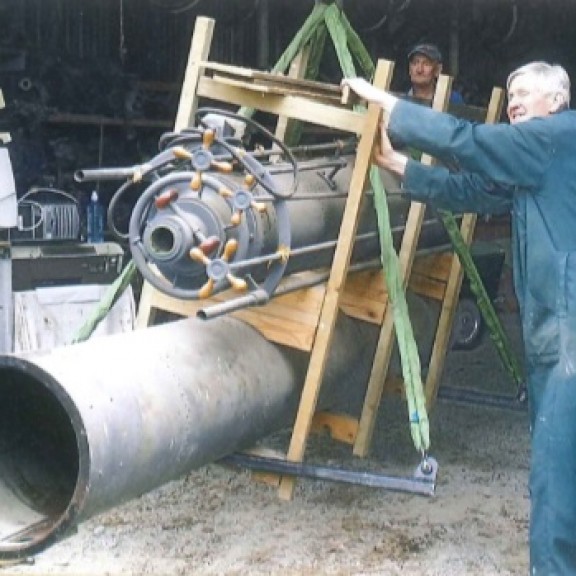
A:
<box><xmin>340</xmin><ymin>269</ymin><xmax>389</xmax><ymax>324</ymax></box>
<box><xmin>200</xmin><ymin>61</ymin><xmax>344</xmax><ymax>97</ymax></box>
<box><xmin>278</xmin><ymin>60</ymin><xmax>394</xmax><ymax>500</ymax></box>
<box><xmin>311</xmin><ymin>412</ymin><xmax>359</xmax><ymax>445</ymax></box>
<box><xmin>139</xmin><ymin>281</ymin><xmax>325</xmax><ymax>351</ymax></box>
<box><xmin>174</xmin><ymin>17</ymin><xmax>215</xmax><ymax>132</ymax></box>
<box><xmin>411</xmin><ymin>252</ymin><xmax>453</xmax><ymax>281</ymax></box>
<box><xmin>340</xmin><ymin>253</ymin><xmax>457</xmax><ymax>321</ymax></box>
<box><xmin>211</xmin><ymin>73</ymin><xmax>343</xmax><ymax>104</ymax></box>
<box><xmin>408</xmin><ymin>275</ymin><xmax>446</xmax><ymax>301</ymax></box>
<box><xmin>353</xmin><ymin>74</ymin><xmax>453</xmax><ymax>458</ymax></box>
<box><xmin>424</xmin><ymin>86</ymin><xmax>505</xmax><ymax>407</ymax></box>
<box><xmin>409</xmin><ymin>252</ymin><xmax>454</xmax><ymax>300</ymax></box>
<box><xmin>196</xmin><ymin>76</ymin><xmax>365</xmax><ymax>134</ymax></box>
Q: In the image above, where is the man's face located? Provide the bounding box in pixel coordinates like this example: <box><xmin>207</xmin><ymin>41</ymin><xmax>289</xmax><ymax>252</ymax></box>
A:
<box><xmin>408</xmin><ymin>54</ymin><xmax>441</xmax><ymax>88</ymax></box>
<box><xmin>507</xmin><ymin>73</ymin><xmax>556</xmax><ymax>124</ymax></box>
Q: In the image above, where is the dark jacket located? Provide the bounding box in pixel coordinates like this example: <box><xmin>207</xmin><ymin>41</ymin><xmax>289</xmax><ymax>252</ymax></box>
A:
<box><xmin>388</xmin><ymin>99</ymin><xmax>576</xmax><ymax>574</ymax></box>
<box><xmin>389</xmin><ymin>100</ymin><xmax>576</xmax><ymax>366</ymax></box>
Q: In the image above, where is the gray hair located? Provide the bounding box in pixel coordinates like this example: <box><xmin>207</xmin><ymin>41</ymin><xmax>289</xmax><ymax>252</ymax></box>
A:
<box><xmin>507</xmin><ymin>61</ymin><xmax>571</xmax><ymax>110</ymax></box>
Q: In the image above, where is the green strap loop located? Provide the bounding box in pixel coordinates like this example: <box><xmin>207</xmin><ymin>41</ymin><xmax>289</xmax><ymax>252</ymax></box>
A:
<box><xmin>324</xmin><ymin>2</ymin><xmax>430</xmax><ymax>452</ymax></box>
<box><xmin>438</xmin><ymin>210</ymin><xmax>524</xmax><ymax>391</ymax></box>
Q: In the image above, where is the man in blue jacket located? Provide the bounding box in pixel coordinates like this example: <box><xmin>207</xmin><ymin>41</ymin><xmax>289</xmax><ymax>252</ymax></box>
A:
<box><xmin>342</xmin><ymin>62</ymin><xmax>576</xmax><ymax>575</ymax></box>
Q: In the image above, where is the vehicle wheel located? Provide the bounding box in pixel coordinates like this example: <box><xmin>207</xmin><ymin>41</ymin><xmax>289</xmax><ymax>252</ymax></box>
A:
<box><xmin>451</xmin><ymin>297</ymin><xmax>484</xmax><ymax>350</ymax></box>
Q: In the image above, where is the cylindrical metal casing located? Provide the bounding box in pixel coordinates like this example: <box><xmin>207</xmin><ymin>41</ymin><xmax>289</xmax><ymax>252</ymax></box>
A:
<box><xmin>0</xmin><ymin>311</ymin><xmax>394</xmax><ymax>559</ymax></box>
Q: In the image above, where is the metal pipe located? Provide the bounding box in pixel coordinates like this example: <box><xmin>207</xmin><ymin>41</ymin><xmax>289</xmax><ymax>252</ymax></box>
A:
<box><xmin>74</xmin><ymin>167</ymin><xmax>139</xmax><ymax>182</ymax></box>
<box><xmin>0</xmin><ymin>308</ymin><xmax>418</xmax><ymax>559</ymax></box>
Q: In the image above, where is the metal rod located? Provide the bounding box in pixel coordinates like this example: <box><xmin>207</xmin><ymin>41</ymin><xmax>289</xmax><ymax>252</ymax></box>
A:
<box><xmin>437</xmin><ymin>385</ymin><xmax>527</xmax><ymax>412</ymax></box>
<box><xmin>220</xmin><ymin>453</ymin><xmax>436</xmax><ymax>497</ymax></box>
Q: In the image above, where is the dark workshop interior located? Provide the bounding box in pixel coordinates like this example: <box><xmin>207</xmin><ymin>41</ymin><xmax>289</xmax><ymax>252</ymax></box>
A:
<box><xmin>1</xmin><ymin>0</ymin><xmax>574</xmax><ymax>199</ymax></box>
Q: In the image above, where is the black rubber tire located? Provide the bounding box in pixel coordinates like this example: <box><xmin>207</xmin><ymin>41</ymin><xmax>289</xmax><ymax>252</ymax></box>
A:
<box><xmin>451</xmin><ymin>297</ymin><xmax>484</xmax><ymax>350</ymax></box>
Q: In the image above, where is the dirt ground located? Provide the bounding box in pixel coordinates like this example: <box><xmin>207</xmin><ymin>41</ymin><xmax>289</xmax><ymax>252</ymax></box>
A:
<box><xmin>3</xmin><ymin>310</ymin><xmax>530</xmax><ymax>576</ymax></box>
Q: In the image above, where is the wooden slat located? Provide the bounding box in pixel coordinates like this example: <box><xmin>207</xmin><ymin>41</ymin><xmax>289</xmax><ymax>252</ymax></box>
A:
<box><xmin>340</xmin><ymin>269</ymin><xmax>388</xmax><ymax>324</ymax></box>
<box><xmin>409</xmin><ymin>252</ymin><xmax>454</xmax><ymax>301</ymax></box>
<box><xmin>141</xmin><ymin>281</ymin><xmax>325</xmax><ymax>351</ymax></box>
<box><xmin>277</xmin><ymin>60</ymin><xmax>395</xmax><ymax>500</ymax></box>
<box><xmin>424</xmin><ymin>86</ymin><xmax>506</xmax><ymax>407</ymax></box>
<box><xmin>200</xmin><ymin>61</ymin><xmax>344</xmax><ymax>98</ymax></box>
<box><xmin>411</xmin><ymin>252</ymin><xmax>453</xmax><ymax>280</ymax></box>
<box><xmin>174</xmin><ymin>17</ymin><xmax>215</xmax><ymax>132</ymax></box>
<box><xmin>311</xmin><ymin>412</ymin><xmax>359</xmax><ymax>445</ymax></box>
<box><xmin>196</xmin><ymin>76</ymin><xmax>365</xmax><ymax>134</ymax></box>
<box><xmin>353</xmin><ymin>74</ymin><xmax>453</xmax><ymax>458</ymax></box>
<box><xmin>211</xmin><ymin>74</ymin><xmax>343</xmax><ymax>104</ymax></box>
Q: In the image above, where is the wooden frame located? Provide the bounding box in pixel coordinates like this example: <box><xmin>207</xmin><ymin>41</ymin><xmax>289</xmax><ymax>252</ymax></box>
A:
<box><xmin>135</xmin><ymin>16</ymin><xmax>505</xmax><ymax>500</ymax></box>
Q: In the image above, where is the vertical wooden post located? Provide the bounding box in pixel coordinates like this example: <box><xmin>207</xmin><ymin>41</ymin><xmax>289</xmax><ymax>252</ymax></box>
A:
<box><xmin>424</xmin><ymin>87</ymin><xmax>505</xmax><ymax>407</ymax></box>
<box><xmin>352</xmin><ymin>75</ymin><xmax>453</xmax><ymax>457</ymax></box>
<box><xmin>174</xmin><ymin>17</ymin><xmax>215</xmax><ymax>132</ymax></box>
<box><xmin>277</xmin><ymin>60</ymin><xmax>394</xmax><ymax>500</ymax></box>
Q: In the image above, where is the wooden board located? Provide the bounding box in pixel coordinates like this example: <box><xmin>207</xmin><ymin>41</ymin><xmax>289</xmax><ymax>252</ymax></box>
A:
<box><xmin>352</xmin><ymin>74</ymin><xmax>454</xmax><ymax>458</ymax></box>
<box><xmin>201</xmin><ymin>61</ymin><xmax>346</xmax><ymax>102</ymax></box>
<box><xmin>196</xmin><ymin>76</ymin><xmax>364</xmax><ymax>134</ymax></box>
<box><xmin>277</xmin><ymin>59</ymin><xmax>395</xmax><ymax>500</ymax></box>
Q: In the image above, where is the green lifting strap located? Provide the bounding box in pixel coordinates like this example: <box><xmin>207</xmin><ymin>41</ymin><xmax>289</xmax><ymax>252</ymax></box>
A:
<box><xmin>323</xmin><ymin>3</ymin><xmax>430</xmax><ymax>453</ymax></box>
<box><xmin>437</xmin><ymin>210</ymin><xmax>525</xmax><ymax>394</ymax></box>
<box><xmin>72</xmin><ymin>260</ymin><xmax>137</xmax><ymax>344</ymax></box>
<box><xmin>238</xmin><ymin>1</ymin><xmax>525</xmax><ymax>452</ymax></box>
<box><xmin>239</xmin><ymin>1</ymin><xmax>432</xmax><ymax>453</ymax></box>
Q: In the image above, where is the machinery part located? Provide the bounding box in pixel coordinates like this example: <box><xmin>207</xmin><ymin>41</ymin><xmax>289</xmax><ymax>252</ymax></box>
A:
<box><xmin>451</xmin><ymin>296</ymin><xmax>484</xmax><ymax>350</ymax></box>
<box><xmin>194</xmin><ymin>107</ymin><xmax>299</xmax><ymax>199</ymax></box>
<box><xmin>128</xmin><ymin>169</ymin><xmax>292</xmax><ymax>301</ymax></box>
<box><xmin>221</xmin><ymin>453</ymin><xmax>438</xmax><ymax>497</ymax></box>
<box><xmin>126</xmin><ymin>158</ymin><xmax>451</xmax><ymax>305</ymax></box>
<box><xmin>438</xmin><ymin>385</ymin><xmax>527</xmax><ymax>412</ymax></box>
<box><xmin>74</xmin><ymin>146</ymin><xmax>193</xmax><ymax>183</ymax></box>
<box><xmin>78</xmin><ymin>108</ymin><xmax>458</xmax><ymax>310</ymax></box>
<box><xmin>0</xmin><ymin>292</ymin><xmax>439</xmax><ymax>559</ymax></box>
<box><xmin>0</xmin><ymin>308</ymin><xmax>425</xmax><ymax>559</ymax></box>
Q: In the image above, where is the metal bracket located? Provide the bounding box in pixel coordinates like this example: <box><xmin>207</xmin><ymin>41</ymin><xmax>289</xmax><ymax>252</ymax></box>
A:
<box><xmin>220</xmin><ymin>453</ymin><xmax>438</xmax><ymax>497</ymax></box>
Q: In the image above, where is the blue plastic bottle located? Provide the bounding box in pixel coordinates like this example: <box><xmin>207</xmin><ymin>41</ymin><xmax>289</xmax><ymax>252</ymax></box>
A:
<box><xmin>87</xmin><ymin>190</ymin><xmax>104</xmax><ymax>243</ymax></box>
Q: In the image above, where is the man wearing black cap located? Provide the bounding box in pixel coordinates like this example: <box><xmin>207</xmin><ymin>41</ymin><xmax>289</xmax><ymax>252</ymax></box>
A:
<box><xmin>407</xmin><ymin>43</ymin><xmax>464</xmax><ymax>104</ymax></box>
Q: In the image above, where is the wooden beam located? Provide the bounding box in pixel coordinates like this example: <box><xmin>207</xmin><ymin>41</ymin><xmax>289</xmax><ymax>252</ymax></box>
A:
<box><xmin>196</xmin><ymin>76</ymin><xmax>365</xmax><ymax>134</ymax></box>
<box><xmin>174</xmin><ymin>17</ymin><xmax>215</xmax><ymax>132</ymax></box>
<box><xmin>278</xmin><ymin>60</ymin><xmax>395</xmax><ymax>500</ymax></box>
<box><xmin>424</xmin><ymin>87</ymin><xmax>505</xmax><ymax>407</ymax></box>
<box><xmin>353</xmin><ymin>74</ymin><xmax>453</xmax><ymax>458</ymax></box>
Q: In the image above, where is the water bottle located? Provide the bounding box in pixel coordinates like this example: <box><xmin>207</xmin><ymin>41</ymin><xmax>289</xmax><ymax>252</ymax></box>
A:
<box><xmin>86</xmin><ymin>190</ymin><xmax>104</xmax><ymax>243</ymax></box>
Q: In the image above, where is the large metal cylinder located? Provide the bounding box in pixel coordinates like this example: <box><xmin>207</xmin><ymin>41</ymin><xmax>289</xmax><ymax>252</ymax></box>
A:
<box><xmin>0</xmin><ymin>309</ymin><xmax>415</xmax><ymax>559</ymax></box>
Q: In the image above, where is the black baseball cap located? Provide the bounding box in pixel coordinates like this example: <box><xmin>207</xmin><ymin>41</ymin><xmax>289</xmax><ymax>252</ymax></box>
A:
<box><xmin>408</xmin><ymin>43</ymin><xmax>443</xmax><ymax>63</ymax></box>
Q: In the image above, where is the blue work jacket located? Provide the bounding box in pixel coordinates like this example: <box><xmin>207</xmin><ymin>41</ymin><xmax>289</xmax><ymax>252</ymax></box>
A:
<box><xmin>389</xmin><ymin>100</ymin><xmax>576</xmax><ymax>368</ymax></box>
